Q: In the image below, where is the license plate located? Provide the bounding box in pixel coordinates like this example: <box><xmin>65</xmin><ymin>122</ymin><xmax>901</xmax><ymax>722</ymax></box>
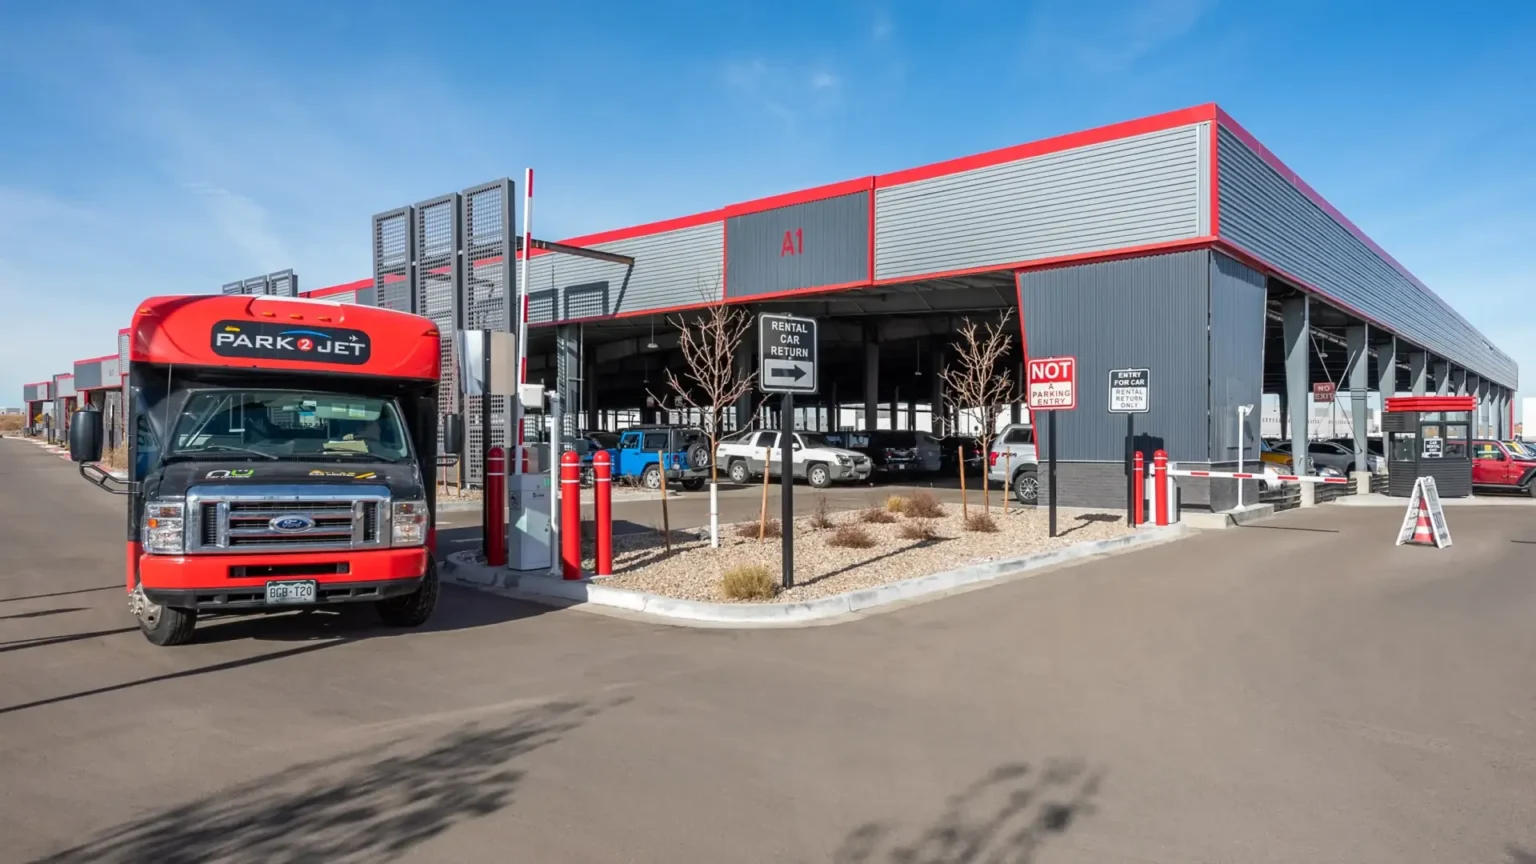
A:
<box><xmin>265</xmin><ymin>580</ymin><xmax>317</xmax><ymax>605</ymax></box>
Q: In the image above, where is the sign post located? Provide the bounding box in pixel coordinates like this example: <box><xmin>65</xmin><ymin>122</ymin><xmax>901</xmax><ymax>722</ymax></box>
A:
<box><xmin>1027</xmin><ymin>356</ymin><xmax>1077</xmax><ymax>537</ymax></box>
<box><xmin>1107</xmin><ymin>368</ymin><xmax>1150</xmax><ymax>526</ymax></box>
<box><xmin>758</xmin><ymin>313</ymin><xmax>819</xmax><ymax>589</ymax></box>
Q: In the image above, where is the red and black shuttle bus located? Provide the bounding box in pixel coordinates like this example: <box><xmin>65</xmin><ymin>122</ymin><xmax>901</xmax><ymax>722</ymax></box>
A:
<box><xmin>68</xmin><ymin>294</ymin><xmax>461</xmax><ymax>646</ymax></box>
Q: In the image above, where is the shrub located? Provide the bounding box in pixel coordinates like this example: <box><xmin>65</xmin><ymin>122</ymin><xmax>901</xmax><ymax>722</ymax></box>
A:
<box><xmin>720</xmin><ymin>564</ymin><xmax>780</xmax><ymax>601</ymax></box>
<box><xmin>860</xmin><ymin>507</ymin><xmax>897</xmax><ymax>524</ymax></box>
<box><xmin>103</xmin><ymin>442</ymin><xmax>128</xmax><ymax>470</ymax></box>
<box><xmin>964</xmin><ymin>512</ymin><xmax>999</xmax><ymax>533</ymax></box>
<box><xmin>904</xmin><ymin>490</ymin><xmax>946</xmax><ymax>519</ymax></box>
<box><xmin>809</xmin><ymin>496</ymin><xmax>835</xmax><ymax>529</ymax></box>
<box><xmin>884</xmin><ymin>494</ymin><xmax>908</xmax><ymax>513</ymax></box>
<box><xmin>735</xmin><ymin>518</ymin><xmax>781</xmax><ymax>539</ymax></box>
<box><xmin>0</xmin><ymin>414</ymin><xmax>22</xmax><ymax>434</ymax></box>
<box><xmin>829</xmin><ymin>523</ymin><xmax>877</xmax><ymax>549</ymax></box>
<box><xmin>898</xmin><ymin>519</ymin><xmax>938</xmax><ymax>541</ymax></box>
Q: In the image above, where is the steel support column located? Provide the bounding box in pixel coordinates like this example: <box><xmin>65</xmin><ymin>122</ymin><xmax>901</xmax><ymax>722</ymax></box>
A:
<box><xmin>1409</xmin><ymin>352</ymin><xmax>1428</xmax><ymax>396</ymax></box>
<box><xmin>1282</xmin><ymin>297</ymin><xmax>1311</xmax><ymax>485</ymax></box>
<box><xmin>929</xmin><ymin>339</ymin><xmax>947</xmax><ymax>437</ymax></box>
<box><xmin>1432</xmin><ymin>361</ymin><xmax>1450</xmax><ymax>395</ymax></box>
<box><xmin>1451</xmin><ymin>366</ymin><xmax>1467</xmax><ymax>397</ymax></box>
<box><xmin>734</xmin><ymin>330</ymin><xmax>755</xmax><ymax>430</ymax></box>
<box><xmin>1346</xmin><ymin>325</ymin><xmax>1370</xmax><ymax>473</ymax></box>
<box><xmin>1376</xmin><ymin>336</ymin><xmax>1397</xmax><ymax>398</ymax></box>
<box><xmin>863</xmin><ymin>326</ymin><xmax>879</xmax><ymax>433</ymax></box>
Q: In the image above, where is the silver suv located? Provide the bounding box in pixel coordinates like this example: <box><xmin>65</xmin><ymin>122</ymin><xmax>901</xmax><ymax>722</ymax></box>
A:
<box><xmin>988</xmin><ymin>424</ymin><xmax>1040</xmax><ymax>505</ymax></box>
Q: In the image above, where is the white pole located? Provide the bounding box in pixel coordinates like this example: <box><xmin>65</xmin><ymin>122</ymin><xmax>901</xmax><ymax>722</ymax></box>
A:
<box><xmin>709</xmin><ymin>481</ymin><xmax>720</xmax><ymax>548</ymax></box>
<box><xmin>1236</xmin><ymin>404</ymin><xmax>1252</xmax><ymax>508</ymax></box>
<box><xmin>513</xmin><ymin>168</ymin><xmax>533</xmax><ymax>475</ymax></box>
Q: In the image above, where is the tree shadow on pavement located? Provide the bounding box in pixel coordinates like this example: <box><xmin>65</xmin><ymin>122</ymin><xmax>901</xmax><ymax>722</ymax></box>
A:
<box><xmin>1509</xmin><ymin>846</ymin><xmax>1536</xmax><ymax>863</ymax></box>
<box><xmin>831</xmin><ymin>760</ymin><xmax>1104</xmax><ymax>864</ymax></box>
<box><xmin>31</xmin><ymin>697</ymin><xmax>620</xmax><ymax>864</ymax></box>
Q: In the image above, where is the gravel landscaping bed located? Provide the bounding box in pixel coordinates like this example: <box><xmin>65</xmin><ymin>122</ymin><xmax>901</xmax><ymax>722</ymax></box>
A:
<box><xmin>589</xmin><ymin>502</ymin><xmax>1132</xmax><ymax>604</ymax></box>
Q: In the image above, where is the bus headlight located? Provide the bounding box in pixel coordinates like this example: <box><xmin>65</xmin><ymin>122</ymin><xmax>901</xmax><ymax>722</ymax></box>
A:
<box><xmin>142</xmin><ymin>500</ymin><xmax>185</xmax><ymax>555</ymax></box>
<box><xmin>392</xmin><ymin>500</ymin><xmax>429</xmax><ymax>546</ymax></box>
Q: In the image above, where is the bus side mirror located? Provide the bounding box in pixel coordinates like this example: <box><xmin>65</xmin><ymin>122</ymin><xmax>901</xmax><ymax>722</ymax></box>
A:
<box><xmin>69</xmin><ymin>409</ymin><xmax>104</xmax><ymax>463</ymax></box>
<box><xmin>441</xmin><ymin>414</ymin><xmax>464</xmax><ymax>457</ymax></box>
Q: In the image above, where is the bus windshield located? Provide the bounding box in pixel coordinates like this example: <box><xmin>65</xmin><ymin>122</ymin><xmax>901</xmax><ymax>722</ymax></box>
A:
<box><xmin>166</xmin><ymin>390</ymin><xmax>410</xmax><ymax>462</ymax></box>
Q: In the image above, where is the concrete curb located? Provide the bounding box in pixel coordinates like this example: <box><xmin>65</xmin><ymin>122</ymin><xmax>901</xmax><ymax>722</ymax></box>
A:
<box><xmin>441</xmin><ymin>524</ymin><xmax>1189</xmax><ymax>626</ymax></box>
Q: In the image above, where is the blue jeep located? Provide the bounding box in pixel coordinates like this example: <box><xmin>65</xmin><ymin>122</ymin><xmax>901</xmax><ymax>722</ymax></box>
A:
<box><xmin>606</xmin><ymin>425</ymin><xmax>712</xmax><ymax>491</ymax></box>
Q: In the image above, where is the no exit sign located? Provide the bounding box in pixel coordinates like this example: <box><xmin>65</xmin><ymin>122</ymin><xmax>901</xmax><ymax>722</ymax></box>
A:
<box><xmin>1027</xmin><ymin>356</ymin><xmax>1077</xmax><ymax>411</ymax></box>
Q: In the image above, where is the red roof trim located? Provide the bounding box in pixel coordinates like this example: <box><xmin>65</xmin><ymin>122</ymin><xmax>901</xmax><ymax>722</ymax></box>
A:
<box><xmin>1385</xmin><ymin>396</ymin><xmax>1477</xmax><ymax>413</ymax></box>
<box><xmin>515</xmin><ymin>104</ymin><xmax>1217</xmax><ymax>254</ymax></box>
<box><xmin>876</xmin><ymin>104</ymin><xmax>1217</xmax><ymax>188</ymax></box>
<box><xmin>53</xmin><ymin>373</ymin><xmax>74</xmax><ymax>380</ymax></box>
<box><xmin>721</xmin><ymin>177</ymin><xmax>875</xmax><ymax>219</ymax></box>
<box><xmin>303</xmin><ymin>278</ymin><xmax>371</xmax><ymax>299</ymax></box>
<box><xmin>75</xmin><ymin>354</ymin><xmax>118</xmax><ymax>365</ymax></box>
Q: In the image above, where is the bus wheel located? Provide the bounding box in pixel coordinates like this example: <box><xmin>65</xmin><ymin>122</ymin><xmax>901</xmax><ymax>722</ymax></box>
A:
<box><xmin>132</xmin><ymin>586</ymin><xmax>197</xmax><ymax>646</ymax></box>
<box><xmin>376</xmin><ymin>558</ymin><xmax>440</xmax><ymax>628</ymax></box>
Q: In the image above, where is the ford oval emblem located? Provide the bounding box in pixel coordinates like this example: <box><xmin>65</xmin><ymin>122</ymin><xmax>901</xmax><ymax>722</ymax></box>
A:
<box><xmin>270</xmin><ymin>515</ymin><xmax>315</xmax><ymax>533</ymax></box>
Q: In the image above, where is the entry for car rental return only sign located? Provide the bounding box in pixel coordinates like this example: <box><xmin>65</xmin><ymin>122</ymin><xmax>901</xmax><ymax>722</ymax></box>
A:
<box><xmin>1108</xmin><ymin>368</ymin><xmax>1150</xmax><ymax>413</ymax></box>
<box><xmin>758</xmin><ymin>313</ymin><xmax>819</xmax><ymax>395</ymax></box>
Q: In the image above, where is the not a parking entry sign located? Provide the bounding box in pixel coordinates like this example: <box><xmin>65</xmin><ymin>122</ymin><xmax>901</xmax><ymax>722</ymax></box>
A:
<box><xmin>1027</xmin><ymin>356</ymin><xmax>1077</xmax><ymax>410</ymax></box>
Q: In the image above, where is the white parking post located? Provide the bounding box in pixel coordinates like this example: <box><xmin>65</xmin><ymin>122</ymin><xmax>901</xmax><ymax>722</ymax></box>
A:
<box><xmin>709</xmin><ymin>478</ymin><xmax>720</xmax><ymax>548</ymax></box>
<box><xmin>1237</xmin><ymin>404</ymin><xmax>1253</xmax><ymax>509</ymax></box>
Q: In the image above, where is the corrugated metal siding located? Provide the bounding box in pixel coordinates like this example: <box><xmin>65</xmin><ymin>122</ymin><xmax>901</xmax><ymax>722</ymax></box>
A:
<box><xmin>1208</xmin><ymin>252</ymin><xmax>1266</xmax><ymax>462</ymax></box>
<box><xmin>1018</xmin><ymin>250</ymin><xmax>1211</xmax><ymax>462</ymax></box>
<box><xmin>1217</xmin><ymin>126</ymin><xmax>1516</xmax><ymax>387</ymax></box>
<box><xmin>73</xmin><ymin>361</ymin><xmax>103</xmax><ymax>391</ymax></box>
<box><xmin>725</xmin><ymin>192</ymin><xmax>869</xmax><ymax>298</ymax></box>
<box><xmin>118</xmin><ymin>331</ymin><xmax>130</xmax><ymax>374</ymax></box>
<box><xmin>877</xmin><ymin>123</ymin><xmax>1208</xmax><ymax>281</ymax></box>
<box><xmin>523</xmin><ymin>221</ymin><xmax>724</xmax><ymax>321</ymax></box>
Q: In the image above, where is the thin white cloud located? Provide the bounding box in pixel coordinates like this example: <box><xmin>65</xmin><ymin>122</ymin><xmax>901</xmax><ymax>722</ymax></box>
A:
<box><xmin>1025</xmin><ymin>0</ymin><xmax>1217</xmax><ymax>75</ymax></box>
<box><xmin>871</xmin><ymin>12</ymin><xmax>894</xmax><ymax>42</ymax></box>
<box><xmin>811</xmin><ymin>71</ymin><xmax>840</xmax><ymax>90</ymax></box>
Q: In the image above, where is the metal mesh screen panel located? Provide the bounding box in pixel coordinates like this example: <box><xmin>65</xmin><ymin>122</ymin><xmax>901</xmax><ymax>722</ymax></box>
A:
<box><xmin>118</xmin><ymin>331</ymin><xmax>130</xmax><ymax>374</ymax></box>
<box><xmin>268</xmin><ymin>269</ymin><xmax>298</xmax><ymax>297</ymax></box>
<box><xmin>460</xmin><ymin>179</ymin><xmax>515</xmax><ymax>485</ymax></box>
<box><xmin>414</xmin><ymin>195</ymin><xmax>460</xmax><ymax>427</ymax></box>
<box><xmin>242</xmin><ymin>276</ymin><xmax>270</xmax><ymax>295</ymax></box>
<box><xmin>371</xmin><ymin>207</ymin><xmax>415</xmax><ymax>313</ymax></box>
<box><xmin>222</xmin><ymin>281</ymin><xmax>245</xmax><ymax>295</ymax></box>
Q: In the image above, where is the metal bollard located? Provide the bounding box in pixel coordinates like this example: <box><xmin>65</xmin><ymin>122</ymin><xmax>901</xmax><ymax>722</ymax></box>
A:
<box><xmin>1133</xmin><ymin>451</ymin><xmax>1145</xmax><ymax>526</ymax></box>
<box><xmin>594</xmin><ymin>450</ymin><xmax>613</xmax><ymax>576</ymax></box>
<box><xmin>560</xmin><ymin>451</ymin><xmax>582</xmax><ymax>579</ymax></box>
<box><xmin>1153</xmin><ymin>449</ymin><xmax>1169</xmax><ymax>527</ymax></box>
<box><xmin>485</xmin><ymin>446</ymin><xmax>507</xmax><ymax>567</ymax></box>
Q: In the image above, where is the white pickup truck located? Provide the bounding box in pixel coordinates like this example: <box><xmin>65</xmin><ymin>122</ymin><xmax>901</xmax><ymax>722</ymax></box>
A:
<box><xmin>716</xmin><ymin>430</ymin><xmax>872</xmax><ymax>488</ymax></box>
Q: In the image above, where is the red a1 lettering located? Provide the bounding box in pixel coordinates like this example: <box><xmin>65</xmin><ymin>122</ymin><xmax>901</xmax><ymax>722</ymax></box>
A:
<box><xmin>780</xmin><ymin>228</ymin><xmax>804</xmax><ymax>257</ymax></box>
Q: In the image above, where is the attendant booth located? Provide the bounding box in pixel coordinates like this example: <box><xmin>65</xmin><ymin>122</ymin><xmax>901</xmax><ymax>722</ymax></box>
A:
<box><xmin>1382</xmin><ymin>395</ymin><xmax>1475</xmax><ymax>497</ymax></box>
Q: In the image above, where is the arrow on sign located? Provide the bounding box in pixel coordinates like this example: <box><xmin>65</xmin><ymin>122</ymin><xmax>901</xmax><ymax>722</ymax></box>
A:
<box><xmin>767</xmin><ymin>361</ymin><xmax>810</xmax><ymax>381</ymax></box>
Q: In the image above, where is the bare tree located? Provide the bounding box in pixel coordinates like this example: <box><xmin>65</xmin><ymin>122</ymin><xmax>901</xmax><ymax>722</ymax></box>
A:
<box><xmin>941</xmin><ymin>310</ymin><xmax>1020</xmax><ymax>511</ymax></box>
<box><xmin>648</xmin><ymin>298</ymin><xmax>758</xmax><ymax>484</ymax></box>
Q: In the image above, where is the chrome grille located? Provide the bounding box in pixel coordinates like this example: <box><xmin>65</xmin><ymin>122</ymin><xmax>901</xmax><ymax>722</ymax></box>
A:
<box><xmin>186</xmin><ymin>484</ymin><xmax>391</xmax><ymax>554</ymax></box>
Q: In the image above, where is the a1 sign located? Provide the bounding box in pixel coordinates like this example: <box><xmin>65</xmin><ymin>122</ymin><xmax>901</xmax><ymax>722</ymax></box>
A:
<box><xmin>1027</xmin><ymin>356</ymin><xmax>1077</xmax><ymax>411</ymax></box>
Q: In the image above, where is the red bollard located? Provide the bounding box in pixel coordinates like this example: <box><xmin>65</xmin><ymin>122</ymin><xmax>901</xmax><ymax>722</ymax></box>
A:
<box><xmin>593</xmin><ymin>450</ymin><xmax>613</xmax><ymax>576</ymax></box>
<box><xmin>485</xmin><ymin>446</ymin><xmax>507</xmax><ymax>567</ymax></box>
<box><xmin>1133</xmin><ymin>451</ymin><xmax>1145</xmax><ymax>526</ymax></box>
<box><xmin>560</xmin><ymin>451</ymin><xmax>582</xmax><ymax>579</ymax></box>
<box><xmin>1153</xmin><ymin>449</ymin><xmax>1169</xmax><ymax>526</ymax></box>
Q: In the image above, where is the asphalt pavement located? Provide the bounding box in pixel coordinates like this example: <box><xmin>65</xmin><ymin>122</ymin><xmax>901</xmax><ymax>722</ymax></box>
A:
<box><xmin>3</xmin><ymin>434</ymin><xmax>1535</xmax><ymax>863</ymax></box>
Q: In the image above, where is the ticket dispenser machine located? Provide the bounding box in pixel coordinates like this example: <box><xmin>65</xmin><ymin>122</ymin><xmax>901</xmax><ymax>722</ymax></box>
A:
<box><xmin>508</xmin><ymin>383</ymin><xmax>553</xmax><ymax>572</ymax></box>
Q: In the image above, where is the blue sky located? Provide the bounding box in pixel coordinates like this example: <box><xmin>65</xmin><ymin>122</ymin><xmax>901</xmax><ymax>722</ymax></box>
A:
<box><xmin>1</xmin><ymin>0</ymin><xmax>1532</xmax><ymax>411</ymax></box>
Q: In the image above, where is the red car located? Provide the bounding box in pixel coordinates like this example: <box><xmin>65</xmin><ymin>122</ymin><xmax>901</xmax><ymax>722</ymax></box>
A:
<box><xmin>1471</xmin><ymin>439</ymin><xmax>1536</xmax><ymax>497</ymax></box>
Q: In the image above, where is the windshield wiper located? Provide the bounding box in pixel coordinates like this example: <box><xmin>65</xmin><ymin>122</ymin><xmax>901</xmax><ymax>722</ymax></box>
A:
<box><xmin>167</xmin><ymin>445</ymin><xmax>280</xmax><ymax>461</ymax></box>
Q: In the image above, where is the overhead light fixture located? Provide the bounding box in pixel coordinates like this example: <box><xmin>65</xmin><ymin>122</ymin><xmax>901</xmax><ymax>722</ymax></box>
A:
<box><xmin>646</xmin><ymin>316</ymin><xmax>658</xmax><ymax>350</ymax></box>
